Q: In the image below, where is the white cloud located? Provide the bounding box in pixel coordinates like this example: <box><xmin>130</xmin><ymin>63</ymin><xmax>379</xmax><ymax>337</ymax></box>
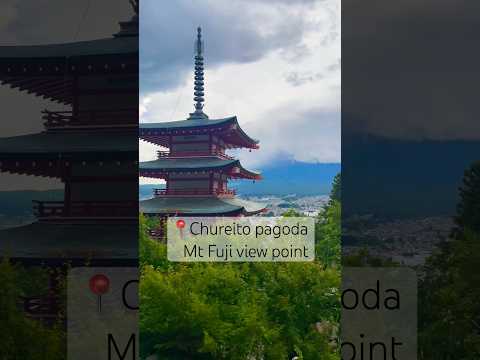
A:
<box><xmin>140</xmin><ymin>0</ymin><xmax>341</xmax><ymax>175</ymax></box>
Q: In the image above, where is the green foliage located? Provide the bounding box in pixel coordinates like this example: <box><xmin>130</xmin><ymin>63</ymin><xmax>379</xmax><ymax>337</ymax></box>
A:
<box><xmin>342</xmin><ymin>248</ymin><xmax>398</xmax><ymax>267</ymax></box>
<box><xmin>139</xmin><ymin>177</ymin><xmax>342</xmax><ymax>359</ymax></box>
<box><xmin>282</xmin><ymin>209</ymin><xmax>303</xmax><ymax>217</ymax></box>
<box><xmin>457</xmin><ymin>161</ymin><xmax>480</xmax><ymax>232</ymax></box>
<box><xmin>0</xmin><ymin>259</ymin><xmax>64</xmax><ymax>359</ymax></box>
<box><xmin>329</xmin><ymin>173</ymin><xmax>341</xmax><ymax>204</ymax></box>
<box><xmin>139</xmin><ymin>214</ymin><xmax>169</xmax><ymax>271</ymax></box>
<box><xmin>419</xmin><ymin>162</ymin><xmax>480</xmax><ymax>359</ymax></box>
<box><xmin>419</xmin><ymin>230</ymin><xmax>480</xmax><ymax>359</ymax></box>
<box><xmin>316</xmin><ymin>200</ymin><xmax>341</xmax><ymax>268</ymax></box>
<box><xmin>140</xmin><ymin>262</ymin><xmax>339</xmax><ymax>359</ymax></box>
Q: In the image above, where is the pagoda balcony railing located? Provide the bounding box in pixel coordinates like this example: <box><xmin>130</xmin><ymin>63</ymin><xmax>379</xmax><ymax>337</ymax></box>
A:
<box><xmin>21</xmin><ymin>295</ymin><xmax>59</xmax><ymax>322</ymax></box>
<box><xmin>153</xmin><ymin>189</ymin><xmax>236</xmax><ymax>197</ymax></box>
<box><xmin>42</xmin><ymin>109</ymin><xmax>137</xmax><ymax>128</ymax></box>
<box><xmin>157</xmin><ymin>150</ymin><xmax>234</xmax><ymax>160</ymax></box>
<box><xmin>33</xmin><ymin>200</ymin><xmax>137</xmax><ymax>218</ymax></box>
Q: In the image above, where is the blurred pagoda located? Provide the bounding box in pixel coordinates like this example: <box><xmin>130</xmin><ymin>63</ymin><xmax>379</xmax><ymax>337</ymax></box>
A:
<box><xmin>0</xmin><ymin>3</ymin><xmax>139</xmax><ymax>321</ymax></box>
<box><xmin>140</xmin><ymin>27</ymin><xmax>265</xmax><ymax>235</ymax></box>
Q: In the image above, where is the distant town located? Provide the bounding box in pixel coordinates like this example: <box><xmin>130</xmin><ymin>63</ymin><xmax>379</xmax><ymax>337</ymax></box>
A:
<box><xmin>0</xmin><ymin>189</ymin><xmax>454</xmax><ymax>268</ymax></box>
<box><xmin>242</xmin><ymin>194</ymin><xmax>329</xmax><ymax>217</ymax></box>
<box><xmin>344</xmin><ymin>215</ymin><xmax>454</xmax><ymax>267</ymax></box>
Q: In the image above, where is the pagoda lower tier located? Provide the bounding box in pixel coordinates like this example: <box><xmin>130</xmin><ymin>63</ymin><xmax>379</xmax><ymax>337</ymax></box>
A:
<box><xmin>139</xmin><ymin>156</ymin><xmax>266</xmax><ymax>216</ymax></box>
<box><xmin>0</xmin><ymin>221</ymin><xmax>137</xmax><ymax>266</ymax></box>
<box><xmin>140</xmin><ymin>195</ymin><xmax>265</xmax><ymax>217</ymax></box>
<box><xmin>0</xmin><ymin>127</ymin><xmax>138</xmax><ymax>222</ymax></box>
<box><xmin>140</xmin><ymin>157</ymin><xmax>261</xmax><ymax>180</ymax></box>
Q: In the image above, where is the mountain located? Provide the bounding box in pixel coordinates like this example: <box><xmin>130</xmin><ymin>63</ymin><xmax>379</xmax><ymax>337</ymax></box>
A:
<box><xmin>0</xmin><ymin>190</ymin><xmax>63</xmax><ymax>217</ymax></box>
<box><xmin>343</xmin><ymin>134</ymin><xmax>480</xmax><ymax>218</ymax></box>
<box><xmin>139</xmin><ymin>184</ymin><xmax>160</xmax><ymax>201</ymax></box>
<box><xmin>139</xmin><ymin>161</ymin><xmax>340</xmax><ymax>199</ymax></box>
<box><xmin>231</xmin><ymin>161</ymin><xmax>340</xmax><ymax>196</ymax></box>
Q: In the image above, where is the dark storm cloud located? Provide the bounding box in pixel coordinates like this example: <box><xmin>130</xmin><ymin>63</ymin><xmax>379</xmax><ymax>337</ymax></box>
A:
<box><xmin>241</xmin><ymin>104</ymin><xmax>340</xmax><ymax>166</ymax></box>
<box><xmin>242</xmin><ymin>0</ymin><xmax>323</xmax><ymax>4</ymax></box>
<box><xmin>284</xmin><ymin>71</ymin><xmax>324</xmax><ymax>86</ymax></box>
<box><xmin>343</xmin><ymin>0</ymin><xmax>480</xmax><ymax>140</ymax></box>
<box><xmin>140</xmin><ymin>0</ymin><xmax>314</xmax><ymax>93</ymax></box>
<box><xmin>1</xmin><ymin>0</ymin><xmax>132</xmax><ymax>44</ymax></box>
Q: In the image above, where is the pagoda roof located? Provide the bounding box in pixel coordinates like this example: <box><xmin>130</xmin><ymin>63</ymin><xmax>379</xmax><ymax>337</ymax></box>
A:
<box><xmin>140</xmin><ymin>157</ymin><xmax>261</xmax><ymax>179</ymax></box>
<box><xmin>140</xmin><ymin>196</ymin><xmax>266</xmax><ymax>216</ymax></box>
<box><xmin>0</xmin><ymin>221</ymin><xmax>137</xmax><ymax>265</ymax></box>
<box><xmin>0</xmin><ymin>129</ymin><xmax>137</xmax><ymax>158</ymax></box>
<box><xmin>0</xmin><ymin>37</ymin><xmax>137</xmax><ymax>59</ymax></box>
<box><xmin>0</xmin><ymin>34</ymin><xmax>137</xmax><ymax>104</ymax></box>
<box><xmin>0</xmin><ymin>129</ymin><xmax>137</xmax><ymax>177</ymax></box>
<box><xmin>140</xmin><ymin>116</ymin><xmax>259</xmax><ymax>149</ymax></box>
<box><xmin>140</xmin><ymin>117</ymin><xmax>233</xmax><ymax>130</ymax></box>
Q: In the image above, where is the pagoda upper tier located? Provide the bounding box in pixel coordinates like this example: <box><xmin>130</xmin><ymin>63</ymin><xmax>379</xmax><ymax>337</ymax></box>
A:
<box><xmin>0</xmin><ymin>20</ymin><xmax>137</xmax><ymax>105</ymax></box>
<box><xmin>140</xmin><ymin>116</ymin><xmax>259</xmax><ymax>150</ymax></box>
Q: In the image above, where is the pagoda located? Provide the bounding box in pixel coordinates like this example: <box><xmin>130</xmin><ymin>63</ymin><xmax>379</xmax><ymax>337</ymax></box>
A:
<box><xmin>0</xmin><ymin>3</ymin><xmax>139</xmax><ymax>320</ymax></box>
<box><xmin>140</xmin><ymin>27</ymin><xmax>265</xmax><ymax>225</ymax></box>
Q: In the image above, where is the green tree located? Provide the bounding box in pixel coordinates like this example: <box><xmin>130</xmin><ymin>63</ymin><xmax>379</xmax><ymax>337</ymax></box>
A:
<box><xmin>457</xmin><ymin>161</ymin><xmax>480</xmax><ymax>232</ymax></box>
<box><xmin>139</xmin><ymin>176</ymin><xmax>342</xmax><ymax>359</ymax></box>
<box><xmin>140</xmin><ymin>262</ymin><xmax>339</xmax><ymax>359</ymax></box>
<box><xmin>419</xmin><ymin>230</ymin><xmax>480</xmax><ymax>359</ymax></box>
<box><xmin>282</xmin><ymin>209</ymin><xmax>302</xmax><ymax>217</ymax></box>
<box><xmin>316</xmin><ymin>200</ymin><xmax>340</xmax><ymax>268</ymax></box>
<box><xmin>419</xmin><ymin>162</ymin><xmax>480</xmax><ymax>359</ymax></box>
<box><xmin>0</xmin><ymin>259</ymin><xmax>64</xmax><ymax>359</ymax></box>
<box><xmin>329</xmin><ymin>173</ymin><xmax>341</xmax><ymax>203</ymax></box>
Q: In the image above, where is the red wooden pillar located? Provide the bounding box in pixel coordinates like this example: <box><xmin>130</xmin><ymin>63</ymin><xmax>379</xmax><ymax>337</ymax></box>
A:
<box><xmin>168</xmin><ymin>134</ymin><xmax>173</xmax><ymax>155</ymax></box>
<box><xmin>72</xmin><ymin>74</ymin><xmax>79</xmax><ymax>119</ymax></box>
<box><xmin>64</xmin><ymin>180</ymin><xmax>71</xmax><ymax>216</ymax></box>
<box><xmin>209</xmin><ymin>172</ymin><xmax>214</xmax><ymax>195</ymax></box>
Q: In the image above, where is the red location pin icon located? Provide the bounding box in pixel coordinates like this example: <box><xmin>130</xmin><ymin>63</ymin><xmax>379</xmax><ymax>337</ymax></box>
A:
<box><xmin>89</xmin><ymin>274</ymin><xmax>110</xmax><ymax>313</ymax></box>
<box><xmin>176</xmin><ymin>219</ymin><xmax>186</xmax><ymax>239</ymax></box>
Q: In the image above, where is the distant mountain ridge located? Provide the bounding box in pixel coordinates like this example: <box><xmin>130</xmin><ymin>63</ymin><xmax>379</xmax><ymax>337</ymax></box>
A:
<box><xmin>0</xmin><ymin>190</ymin><xmax>63</xmax><ymax>217</ymax></box>
<box><xmin>139</xmin><ymin>161</ymin><xmax>340</xmax><ymax>200</ymax></box>
<box><xmin>231</xmin><ymin>161</ymin><xmax>340</xmax><ymax>196</ymax></box>
<box><xmin>343</xmin><ymin>133</ymin><xmax>480</xmax><ymax>217</ymax></box>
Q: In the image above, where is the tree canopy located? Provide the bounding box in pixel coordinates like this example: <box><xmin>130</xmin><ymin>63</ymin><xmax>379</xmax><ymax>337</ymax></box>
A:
<box><xmin>139</xmin><ymin>178</ymin><xmax>341</xmax><ymax>359</ymax></box>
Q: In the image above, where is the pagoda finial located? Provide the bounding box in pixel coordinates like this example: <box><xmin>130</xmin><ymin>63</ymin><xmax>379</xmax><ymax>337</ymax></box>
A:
<box><xmin>189</xmin><ymin>26</ymin><xmax>208</xmax><ymax>119</ymax></box>
<box><xmin>129</xmin><ymin>0</ymin><xmax>139</xmax><ymax>15</ymax></box>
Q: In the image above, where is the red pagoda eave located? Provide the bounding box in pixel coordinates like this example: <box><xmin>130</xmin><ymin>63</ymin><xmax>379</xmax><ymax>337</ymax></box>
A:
<box><xmin>0</xmin><ymin>159</ymin><xmax>68</xmax><ymax>178</ymax></box>
<box><xmin>139</xmin><ymin>168</ymin><xmax>261</xmax><ymax>180</ymax></box>
<box><xmin>140</xmin><ymin>128</ymin><xmax>258</xmax><ymax>149</ymax></box>
<box><xmin>139</xmin><ymin>116</ymin><xmax>259</xmax><ymax>149</ymax></box>
<box><xmin>0</xmin><ymin>53</ymin><xmax>137</xmax><ymax>104</ymax></box>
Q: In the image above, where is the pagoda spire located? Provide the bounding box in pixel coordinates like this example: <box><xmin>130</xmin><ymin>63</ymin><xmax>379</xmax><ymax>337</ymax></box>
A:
<box><xmin>189</xmin><ymin>27</ymin><xmax>208</xmax><ymax>119</ymax></box>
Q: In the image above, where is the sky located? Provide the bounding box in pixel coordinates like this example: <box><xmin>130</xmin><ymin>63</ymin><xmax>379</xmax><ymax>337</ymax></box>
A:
<box><xmin>1</xmin><ymin>0</ymin><xmax>479</xmax><ymax>191</ymax></box>
<box><xmin>343</xmin><ymin>0</ymin><xmax>480</xmax><ymax>141</ymax></box>
<box><xmin>0</xmin><ymin>0</ymin><xmax>341</xmax><ymax>190</ymax></box>
<box><xmin>139</xmin><ymin>0</ymin><xmax>341</xmax><ymax>181</ymax></box>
